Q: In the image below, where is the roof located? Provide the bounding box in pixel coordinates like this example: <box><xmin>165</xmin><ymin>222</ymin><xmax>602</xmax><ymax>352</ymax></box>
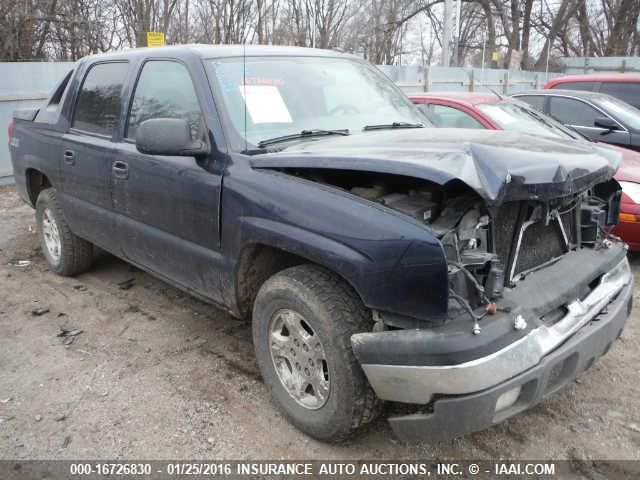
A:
<box><xmin>79</xmin><ymin>44</ymin><xmax>358</xmax><ymax>62</ymax></box>
<box><xmin>545</xmin><ymin>73</ymin><xmax>640</xmax><ymax>88</ymax></box>
<box><xmin>512</xmin><ymin>89</ymin><xmax>619</xmax><ymax>102</ymax></box>
<box><xmin>408</xmin><ymin>91</ymin><xmax>502</xmax><ymax>106</ymax></box>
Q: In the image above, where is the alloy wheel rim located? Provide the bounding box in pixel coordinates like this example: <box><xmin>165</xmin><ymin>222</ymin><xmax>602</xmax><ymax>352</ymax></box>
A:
<box><xmin>42</xmin><ymin>208</ymin><xmax>61</xmax><ymax>263</ymax></box>
<box><xmin>268</xmin><ymin>309</ymin><xmax>330</xmax><ymax>410</ymax></box>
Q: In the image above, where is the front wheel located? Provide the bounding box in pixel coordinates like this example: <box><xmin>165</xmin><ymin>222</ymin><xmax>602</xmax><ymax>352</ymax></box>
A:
<box><xmin>252</xmin><ymin>264</ymin><xmax>381</xmax><ymax>441</ymax></box>
<box><xmin>35</xmin><ymin>188</ymin><xmax>93</xmax><ymax>276</ymax></box>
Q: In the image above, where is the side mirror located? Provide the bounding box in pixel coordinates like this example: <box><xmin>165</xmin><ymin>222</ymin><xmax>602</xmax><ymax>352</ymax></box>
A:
<box><xmin>135</xmin><ymin>118</ymin><xmax>210</xmax><ymax>157</ymax></box>
<box><xmin>594</xmin><ymin>116</ymin><xmax>620</xmax><ymax>132</ymax></box>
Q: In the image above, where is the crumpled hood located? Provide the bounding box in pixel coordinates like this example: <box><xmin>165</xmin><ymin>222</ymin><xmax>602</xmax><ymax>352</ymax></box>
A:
<box><xmin>251</xmin><ymin>128</ymin><xmax>620</xmax><ymax>205</ymax></box>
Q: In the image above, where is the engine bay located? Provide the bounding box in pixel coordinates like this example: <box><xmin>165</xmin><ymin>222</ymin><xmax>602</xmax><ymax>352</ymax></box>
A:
<box><xmin>279</xmin><ymin>168</ymin><xmax>623</xmax><ymax>330</ymax></box>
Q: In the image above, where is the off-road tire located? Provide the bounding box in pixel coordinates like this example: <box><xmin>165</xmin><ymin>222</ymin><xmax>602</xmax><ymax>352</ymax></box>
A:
<box><xmin>252</xmin><ymin>264</ymin><xmax>381</xmax><ymax>442</ymax></box>
<box><xmin>35</xmin><ymin>188</ymin><xmax>93</xmax><ymax>276</ymax></box>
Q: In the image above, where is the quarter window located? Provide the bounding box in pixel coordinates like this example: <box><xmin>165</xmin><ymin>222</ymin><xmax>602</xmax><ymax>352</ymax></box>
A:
<box><xmin>548</xmin><ymin>97</ymin><xmax>601</xmax><ymax>127</ymax></box>
<box><xmin>72</xmin><ymin>62</ymin><xmax>128</xmax><ymax>135</ymax></box>
<box><xmin>127</xmin><ymin>61</ymin><xmax>203</xmax><ymax>140</ymax></box>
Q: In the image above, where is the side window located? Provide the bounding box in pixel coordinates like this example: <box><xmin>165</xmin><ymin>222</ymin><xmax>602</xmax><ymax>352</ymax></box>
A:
<box><xmin>34</xmin><ymin>70</ymin><xmax>73</xmax><ymax>123</ymax></box>
<box><xmin>127</xmin><ymin>60</ymin><xmax>203</xmax><ymax>140</ymax></box>
<box><xmin>46</xmin><ymin>70</ymin><xmax>72</xmax><ymax>113</ymax></box>
<box><xmin>552</xmin><ymin>81</ymin><xmax>597</xmax><ymax>92</ymax></box>
<box><xmin>600</xmin><ymin>82</ymin><xmax>640</xmax><ymax>109</ymax></box>
<box><xmin>515</xmin><ymin>95</ymin><xmax>545</xmax><ymax>112</ymax></box>
<box><xmin>549</xmin><ymin>97</ymin><xmax>602</xmax><ymax>127</ymax></box>
<box><xmin>430</xmin><ymin>104</ymin><xmax>484</xmax><ymax>129</ymax></box>
<box><xmin>72</xmin><ymin>62</ymin><xmax>128</xmax><ymax>135</ymax></box>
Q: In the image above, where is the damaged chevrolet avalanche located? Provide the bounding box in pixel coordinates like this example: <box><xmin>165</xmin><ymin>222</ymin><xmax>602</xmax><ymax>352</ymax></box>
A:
<box><xmin>9</xmin><ymin>45</ymin><xmax>633</xmax><ymax>442</ymax></box>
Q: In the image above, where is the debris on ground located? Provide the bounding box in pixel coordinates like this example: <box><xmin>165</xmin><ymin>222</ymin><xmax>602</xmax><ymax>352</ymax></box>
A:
<box><xmin>31</xmin><ymin>307</ymin><xmax>49</xmax><ymax>316</ymax></box>
<box><xmin>34</xmin><ymin>415</ymin><xmax>42</xmax><ymax>422</ymax></box>
<box><xmin>626</xmin><ymin>423</ymin><xmax>640</xmax><ymax>433</ymax></box>
<box><xmin>117</xmin><ymin>278</ymin><xmax>135</xmax><ymax>290</ymax></box>
<box><xmin>62</xmin><ymin>436</ymin><xmax>72</xmax><ymax>448</ymax></box>
<box><xmin>56</xmin><ymin>327</ymin><xmax>83</xmax><ymax>345</ymax></box>
<box><xmin>0</xmin><ymin>416</ymin><xmax>15</xmax><ymax>423</ymax></box>
<box><xmin>54</xmin><ymin>414</ymin><xmax>66</xmax><ymax>422</ymax></box>
<box><xmin>72</xmin><ymin>284</ymin><xmax>88</xmax><ymax>292</ymax></box>
<box><xmin>0</xmin><ymin>397</ymin><xmax>12</xmax><ymax>403</ymax></box>
<box><xmin>8</xmin><ymin>259</ymin><xmax>31</xmax><ymax>267</ymax></box>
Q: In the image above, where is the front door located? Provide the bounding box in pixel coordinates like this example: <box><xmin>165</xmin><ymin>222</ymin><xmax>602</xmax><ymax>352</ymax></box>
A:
<box><xmin>111</xmin><ymin>59</ymin><xmax>225</xmax><ymax>302</ymax></box>
<box><xmin>547</xmin><ymin>96</ymin><xmax>631</xmax><ymax>148</ymax></box>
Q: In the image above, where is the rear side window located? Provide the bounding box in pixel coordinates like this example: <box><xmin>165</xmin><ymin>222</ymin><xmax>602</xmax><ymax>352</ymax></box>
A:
<box><xmin>514</xmin><ymin>95</ymin><xmax>545</xmax><ymax>112</ymax></box>
<box><xmin>72</xmin><ymin>62</ymin><xmax>128</xmax><ymax>136</ymax></box>
<box><xmin>548</xmin><ymin>97</ymin><xmax>601</xmax><ymax>127</ymax></box>
<box><xmin>599</xmin><ymin>82</ymin><xmax>640</xmax><ymax>108</ymax></box>
<box><xmin>34</xmin><ymin>70</ymin><xmax>73</xmax><ymax>123</ymax></box>
<box><xmin>126</xmin><ymin>60</ymin><xmax>203</xmax><ymax>140</ymax></box>
<box><xmin>551</xmin><ymin>81</ymin><xmax>597</xmax><ymax>92</ymax></box>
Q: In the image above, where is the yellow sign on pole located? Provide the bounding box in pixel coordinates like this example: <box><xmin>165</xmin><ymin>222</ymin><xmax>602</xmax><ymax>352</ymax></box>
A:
<box><xmin>146</xmin><ymin>32</ymin><xmax>165</xmax><ymax>47</ymax></box>
<box><xmin>491</xmin><ymin>51</ymin><xmax>499</xmax><ymax>62</ymax></box>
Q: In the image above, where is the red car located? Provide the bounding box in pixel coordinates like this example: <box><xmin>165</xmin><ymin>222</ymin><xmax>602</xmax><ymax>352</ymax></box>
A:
<box><xmin>410</xmin><ymin>92</ymin><xmax>640</xmax><ymax>250</ymax></box>
<box><xmin>544</xmin><ymin>73</ymin><xmax>640</xmax><ymax>109</ymax></box>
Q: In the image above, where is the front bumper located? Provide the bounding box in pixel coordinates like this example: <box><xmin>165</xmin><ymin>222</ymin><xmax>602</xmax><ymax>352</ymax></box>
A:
<box><xmin>352</xmin><ymin>252</ymin><xmax>633</xmax><ymax>441</ymax></box>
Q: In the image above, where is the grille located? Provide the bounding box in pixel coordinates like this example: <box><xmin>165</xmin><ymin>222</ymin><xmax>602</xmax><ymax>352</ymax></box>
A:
<box><xmin>493</xmin><ymin>201</ymin><xmax>575</xmax><ymax>281</ymax></box>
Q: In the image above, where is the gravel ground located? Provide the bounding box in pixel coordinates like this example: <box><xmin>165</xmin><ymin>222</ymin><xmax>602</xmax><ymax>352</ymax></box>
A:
<box><xmin>1</xmin><ymin>184</ymin><xmax>639</xmax><ymax>461</ymax></box>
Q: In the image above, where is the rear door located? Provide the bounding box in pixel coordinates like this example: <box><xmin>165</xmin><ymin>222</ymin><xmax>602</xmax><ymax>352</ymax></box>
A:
<box><xmin>547</xmin><ymin>95</ymin><xmax>631</xmax><ymax>147</ymax></box>
<box><xmin>58</xmin><ymin>61</ymin><xmax>129</xmax><ymax>250</ymax></box>
<box><xmin>111</xmin><ymin>59</ymin><xmax>225</xmax><ymax>301</ymax></box>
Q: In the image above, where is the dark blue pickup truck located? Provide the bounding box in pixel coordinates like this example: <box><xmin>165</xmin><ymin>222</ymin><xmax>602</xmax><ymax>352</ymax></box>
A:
<box><xmin>8</xmin><ymin>45</ymin><xmax>633</xmax><ymax>442</ymax></box>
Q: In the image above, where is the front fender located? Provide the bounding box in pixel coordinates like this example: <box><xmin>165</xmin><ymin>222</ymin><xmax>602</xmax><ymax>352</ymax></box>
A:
<box><xmin>222</xmin><ymin>162</ymin><xmax>449</xmax><ymax>322</ymax></box>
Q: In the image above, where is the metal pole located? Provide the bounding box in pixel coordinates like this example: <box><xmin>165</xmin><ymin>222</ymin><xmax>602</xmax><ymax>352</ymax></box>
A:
<box><xmin>454</xmin><ymin>0</ymin><xmax>462</xmax><ymax>66</ymax></box>
<box><xmin>442</xmin><ymin>0</ymin><xmax>453</xmax><ymax>66</ymax></box>
<box><xmin>545</xmin><ymin>41</ymin><xmax>550</xmax><ymax>80</ymax></box>
<box><xmin>481</xmin><ymin>27</ymin><xmax>486</xmax><ymax>72</ymax></box>
<box><xmin>311</xmin><ymin>2</ymin><xmax>316</xmax><ymax>48</ymax></box>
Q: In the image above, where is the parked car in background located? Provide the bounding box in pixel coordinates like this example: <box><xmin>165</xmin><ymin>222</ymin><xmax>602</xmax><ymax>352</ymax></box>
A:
<box><xmin>512</xmin><ymin>90</ymin><xmax>640</xmax><ymax>152</ymax></box>
<box><xmin>545</xmin><ymin>73</ymin><xmax>640</xmax><ymax>109</ymax></box>
<box><xmin>410</xmin><ymin>92</ymin><xmax>640</xmax><ymax>250</ymax></box>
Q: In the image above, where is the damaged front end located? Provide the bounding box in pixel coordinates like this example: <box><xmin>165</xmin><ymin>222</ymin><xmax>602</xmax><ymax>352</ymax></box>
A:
<box><xmin>341</xmin><ymin>172</ymin><xmax>632</xmax><ymax>441</ymax></box>
<box><xmin>251</xmin><ymin>130</ymin><xmax>634</xmax><ymax>440</ymax></box>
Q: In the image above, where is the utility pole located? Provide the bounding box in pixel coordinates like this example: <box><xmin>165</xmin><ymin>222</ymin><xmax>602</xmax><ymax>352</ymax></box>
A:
<box><xmin>453</xmin><ymin>0</ymin><xmax>461</xmax><ymax>66</ymax></box>
<box><xmin>442</xmin><ymin>0</ymin><xmax>453</xmax><ymax>66</ymax></box>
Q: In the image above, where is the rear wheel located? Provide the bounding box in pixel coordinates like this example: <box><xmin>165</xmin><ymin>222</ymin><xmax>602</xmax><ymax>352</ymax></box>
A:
<box><xmin>35</xmin><ymin>188</ymin><xmax>93</xmax><ymax>276</ymax></box>
<box><xmin>252</xmin><ymin>264</ymin><xmax>381</xmax><ymax>441</ymax></box>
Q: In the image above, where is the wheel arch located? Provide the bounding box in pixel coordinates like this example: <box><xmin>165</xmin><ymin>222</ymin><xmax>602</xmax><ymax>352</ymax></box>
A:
<box><xmin>25</xmin><ymin>168</ymin><xmax>52</xmax><ymax>207</ymax></box>
<box><xmin>234</xmin><ymin>242</ymin><xmax>369</xmax><ymax>320</ymax></box>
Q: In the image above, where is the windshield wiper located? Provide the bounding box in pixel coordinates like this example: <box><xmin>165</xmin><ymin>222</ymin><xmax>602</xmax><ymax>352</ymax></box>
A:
<box><xmin>363</xmin><ymin>121</ymin><xmax>424</xmax><ymax>131</ymax></box>
<box><xmin>257</xmin><ymin>129</ymin><xmax>349</xmax><ymax>148</ymax></box>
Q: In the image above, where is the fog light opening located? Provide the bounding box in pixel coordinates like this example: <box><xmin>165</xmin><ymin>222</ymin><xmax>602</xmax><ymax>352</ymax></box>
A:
<box><xmin>495</xmin><ymin>386</ymin><xmax>522</xmax><ymax>413</ymax></box>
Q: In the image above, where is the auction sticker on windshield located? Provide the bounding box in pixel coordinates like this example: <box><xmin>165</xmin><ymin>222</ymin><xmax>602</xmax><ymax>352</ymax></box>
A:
<box><xmin>240</xmin><ymin>85</ymin><xmax>293</xmax><ymax>123</ymax></box>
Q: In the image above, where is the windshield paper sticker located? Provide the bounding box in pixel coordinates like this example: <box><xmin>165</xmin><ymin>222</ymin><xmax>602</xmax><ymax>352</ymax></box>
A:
<box><xmin>481</xmin><ymin>105</ymin><xmax>517</xmax><ymax>125</ymax></box>
<box><xmin>240</xmin><ymin>85</ymin><xmax>293</xmax><ymax>124</ymax></box>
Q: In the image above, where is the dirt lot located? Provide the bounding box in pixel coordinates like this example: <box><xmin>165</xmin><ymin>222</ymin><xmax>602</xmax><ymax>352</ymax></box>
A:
<box><xmin>0</xmin><ymin>184</ymin><xmax>639</xmax><ymax>461</ymax></box>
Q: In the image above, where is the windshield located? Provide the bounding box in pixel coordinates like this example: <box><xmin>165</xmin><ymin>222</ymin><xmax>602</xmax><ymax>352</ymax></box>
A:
<box><xmin>476</xmin><ymin>101</ymin><xmax>577</xmax><ymax>140</ymax></box>
<box><xmin>205</xmin><ymin>56</ymin><xmax>427</xmax><ymax>150</ymax></box>
<box><xmin>595</xmin><ymin>96</ymin><xmax>640</xmax><ymax>131</ymax></box>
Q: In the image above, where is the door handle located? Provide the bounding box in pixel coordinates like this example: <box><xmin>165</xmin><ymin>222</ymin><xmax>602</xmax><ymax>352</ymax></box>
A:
<box><xmin>63</xmin><ymin>149</ymin><xmax>75</xmax><ymax>165</ymax></box>
<box><xmin>112</xmin><ymin>160</ymin><xmax>129</xmax><ymax>179</ymax></box>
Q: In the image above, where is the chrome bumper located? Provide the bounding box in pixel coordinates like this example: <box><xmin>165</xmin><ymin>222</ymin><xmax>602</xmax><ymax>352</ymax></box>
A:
<box><xmin>361</xmin><ymin>257</ymin><xmax>632</xmax><ymax>404</ymax></box>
